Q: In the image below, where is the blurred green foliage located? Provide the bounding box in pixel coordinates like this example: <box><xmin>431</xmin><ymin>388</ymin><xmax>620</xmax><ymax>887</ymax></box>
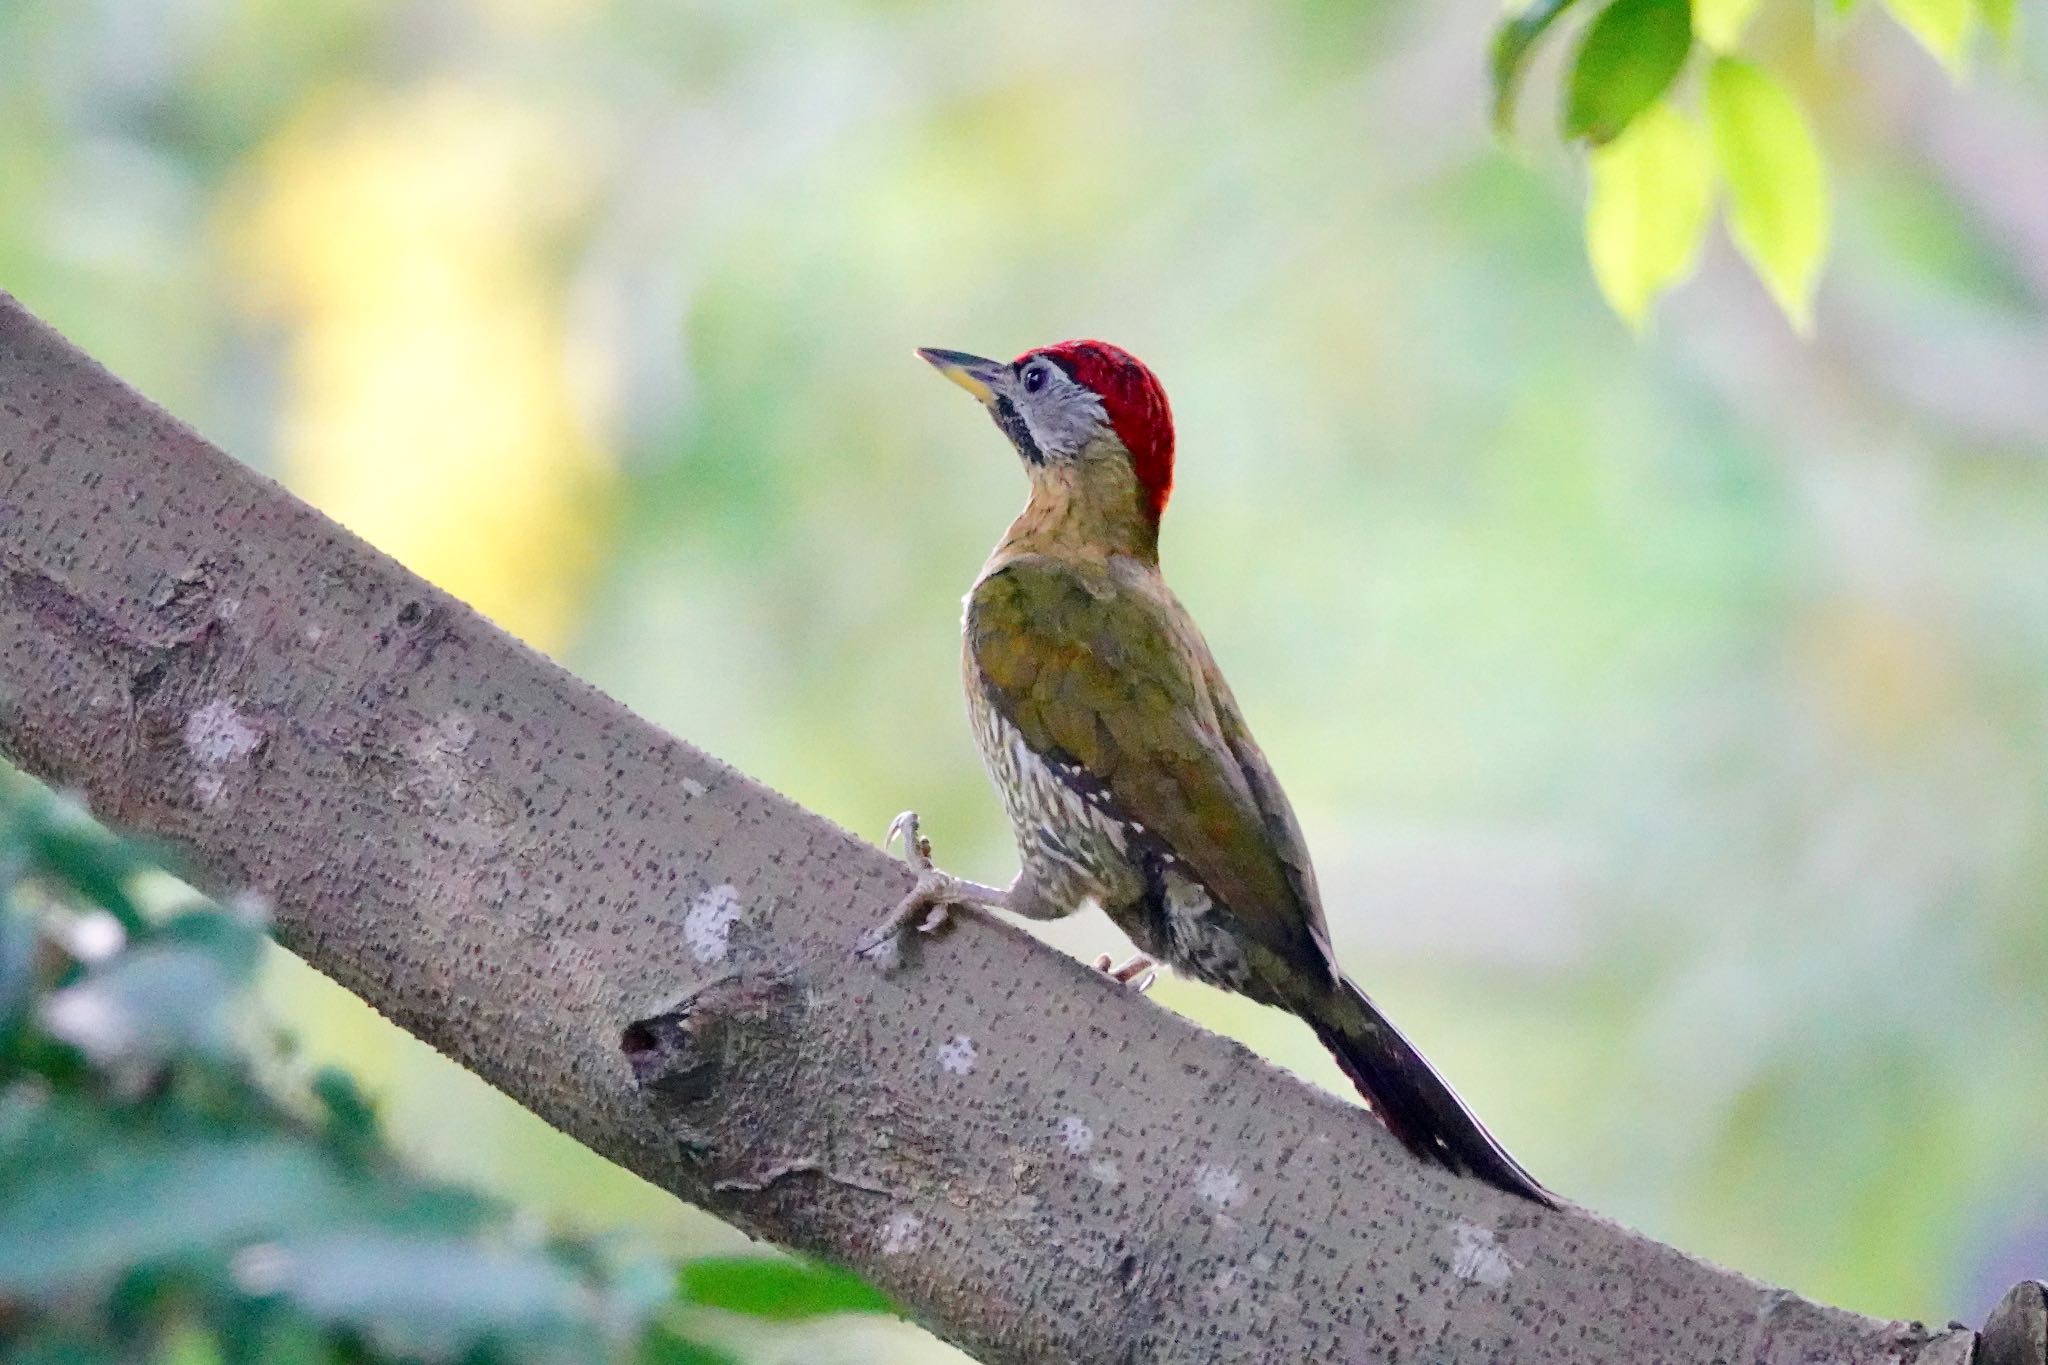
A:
<box><xmin>0</xmin><ymin>780</ymin><xmax>894</xmax><ymax>1364</ymax></box>
<box><xmin>1563</xmin><ymin>0</ymin><xmax>1694</xmax><ymax>145</ymax></box>
<box><xmin>1</xmin><ymin>1</ymin><xmax>2046</xmax><ymax>1360</ymax></box>
<box><xmin>1496</xmin><ymin>0</ymin><xmax>2015</xmax><ymax>325</ymax></box>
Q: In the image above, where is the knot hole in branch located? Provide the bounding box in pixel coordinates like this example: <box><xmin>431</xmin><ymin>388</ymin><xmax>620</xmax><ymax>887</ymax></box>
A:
<box><xmin>622</xmin><ymin>971</ymin><xmax>803</xmax><ymax>1117</ymax></box>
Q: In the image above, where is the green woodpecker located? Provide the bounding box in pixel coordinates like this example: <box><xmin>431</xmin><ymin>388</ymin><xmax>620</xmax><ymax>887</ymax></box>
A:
<box><xmin>863</xmin><ymin>339</ymin><xmax>1550</xmax><ymax>1206</ymax></box>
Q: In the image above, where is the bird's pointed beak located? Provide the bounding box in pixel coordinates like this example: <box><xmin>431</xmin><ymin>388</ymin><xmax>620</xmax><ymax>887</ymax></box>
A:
<box><xmin>916</xmin><ymin>347</ymin><xmax>1006</xmax><ymax>406</ymax></box>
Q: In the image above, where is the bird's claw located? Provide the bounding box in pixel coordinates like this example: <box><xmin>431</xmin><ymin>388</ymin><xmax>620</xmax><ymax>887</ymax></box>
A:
<box><xmin>885</xmin><ymin>810</ymin><xmax>935</xmax><ymax>869</ymax></box>
<box><xmin>1092</xmin><ymin>952</ymin><xmax>1159</xmax><ymax>993</ymax></box>
<box><xmin>855</xmin><ymin>811</ymin><xmax>962</xmax><ymax>968</ymax></box>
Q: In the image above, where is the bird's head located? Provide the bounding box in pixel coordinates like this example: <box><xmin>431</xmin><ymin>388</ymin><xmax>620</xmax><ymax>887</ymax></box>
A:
<box><xmin>918</xmin><ymin>340</ymin><xmax>1176</xmax><ymax>537</ymax></box>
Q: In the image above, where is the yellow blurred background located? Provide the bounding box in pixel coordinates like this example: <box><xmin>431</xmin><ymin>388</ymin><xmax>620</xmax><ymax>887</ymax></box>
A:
<box><xmin>4</xmin><ymin>0</ymin><xmax>2046</xmax><ymax>1357</ymax></box>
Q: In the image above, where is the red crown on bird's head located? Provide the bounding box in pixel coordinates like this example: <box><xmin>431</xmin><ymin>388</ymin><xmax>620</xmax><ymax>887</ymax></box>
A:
<box><xmin>1022</xmin><ymin>340</ymin><xmax>1175</xmax><ymax>523</ymax></box>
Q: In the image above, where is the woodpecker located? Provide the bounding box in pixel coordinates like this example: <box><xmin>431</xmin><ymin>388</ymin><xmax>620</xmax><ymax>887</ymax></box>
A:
<box><xmin>862</xmin><ymin>339</ymin><xmax>1551</xmax><ymax>1207</ymax></box>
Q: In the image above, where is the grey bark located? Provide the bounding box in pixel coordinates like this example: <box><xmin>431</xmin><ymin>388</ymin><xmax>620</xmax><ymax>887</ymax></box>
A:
<box><xmin>0</xmin><ymin>292</ymin><xmax>2029</xmax><ymax>1365</ymax></box>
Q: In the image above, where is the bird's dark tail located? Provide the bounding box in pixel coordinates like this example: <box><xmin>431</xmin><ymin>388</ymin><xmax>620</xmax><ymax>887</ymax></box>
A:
<box><xmin>1306</xmin><ymin>975</ymin><xmax>1554</xmax><ymax>1207</ymax></box>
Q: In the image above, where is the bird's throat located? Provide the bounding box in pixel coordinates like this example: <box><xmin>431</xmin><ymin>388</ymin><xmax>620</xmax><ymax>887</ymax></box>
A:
<box><xmin>998</xmin><ymin>461</ymin><xmax>1160</xmax><ymax>566</ymax></box>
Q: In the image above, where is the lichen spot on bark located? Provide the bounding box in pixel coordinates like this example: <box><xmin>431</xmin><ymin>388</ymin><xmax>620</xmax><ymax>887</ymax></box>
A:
<box><xmin>1194</xmin><ymin>1163</ymin><xmax>1245</xmax><ymax>1211</ymax></box>
<box><xmin>879</xmin><ymin>1212</ymin><xmax>923</xmax><ymax>1256</ymax></box>
<box><xmin>184</xmin><ymin>699</ymin><xmax>261</xmax><ymax>766</ymax></box>
<box><xmin>683</xmin><ymin>883</ymin><xmax>742</xmax><ymax>963</ymax></box>
<box><xmin>936</xmin><ymin>1034</ymin><xmax>977</xmax><ymax>1075</ymax></box>
<box><xmin>183</xmin><ymin>699</ymin><xmax>263</xmax><ymax>803</ymax></box>
<box><xmin>1448</xmin><ymin>1223</ymin><xmax>1518</xmax><ymax>1288</ymax></box>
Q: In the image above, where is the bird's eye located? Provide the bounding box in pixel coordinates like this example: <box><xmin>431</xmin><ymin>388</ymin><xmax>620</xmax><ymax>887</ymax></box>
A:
<box><xmin>1022</xmin><ymin>363</ymin><xmax>1049</xmax><ymax>394</ymax></box>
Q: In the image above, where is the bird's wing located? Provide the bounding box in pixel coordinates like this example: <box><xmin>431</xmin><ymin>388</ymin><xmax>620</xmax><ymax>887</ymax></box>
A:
<box><xmin>966</xmin><ymin>555</ymin><xmax>1334</xmax><ymax>973</ymax></box>
<box><xmin>1198</xmin><ymin>654</ymin><xmax>1336</xmax><ymax>966</ymax></box>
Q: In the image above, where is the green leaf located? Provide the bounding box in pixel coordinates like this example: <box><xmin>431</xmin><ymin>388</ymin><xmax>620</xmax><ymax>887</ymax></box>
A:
<box><xmin>150</xmin><ymin>908</ymin><xmax>264</xmax><ymax>982</ymax></box>
<box><xmin>1977</xmin><ymin>0</ymin><xmax>2016</xmax><ymax>44</ymax></box>
<box><xmin>1706</xmin><ymin>58</ymin><xmax>1830</xmax><ymax>330</ymax></box>
<box><xmin>37</xmin><ymin>943</ymin><xmax>241</xmax><ymax>1068</ymax></box>
<box><xmin>1491</xmin><ymin>0</ymin><xmax>1584</xmax><ymax>134</ymax></box>
<box><xmin>1692</xmin><ymin>0</ymin><xmax>1764</xmax><ymax>48</ymax></box>
<box><xmin>310</xmin><ymin>1065</ymin><xmax>381</xmax><ymax>1155</ymax></box>
<box><xmin>246</xmin><ymin>1232</ymin><xmax>595</xmax><ymax>1358</ymax></box>
<box><xmin>27</xmin><ymin>816</ymin><xmax>148</xmax><ymax>931</ymax></box>
<box><xmin>639</xmin><ymin>1325</ymin><xmax>744</xmax><ymax>1365</ymax></box>
<box><xmin>0</xmin><ymin>1121</ymin><xmax>359</xmax><ymax>1298</ymax></box>
<box><xmin>1565</xmin><ymin>0</ymin><xmax>1693</xmax><ymax>144</ymax></box>
<box><xmin>2</xmin><ymin>1329</ymin><xmax>131</xmax><ymax>1364</ymax></box>
<box><xmin>1880</xmin><ymin>0</ymin><xmax>1971</xmax><ymax>67</ymax></box>
<box><xmin>679</xmin><ymin>1256</ymin><xmax>896</xmax><ymax>1321</ymax></box>
<box><xmin>0</xmin><ymin>902</ymin><xmax>36</xmax><ymax>1050</ymax></box>
<box><xmin>1585</xmin><ymin>102</ymin><xmax>1716</xmax><ymax>327</ymax></box>
<box><xmin>152</xmin><ymin>1319</ymin><xmax>225</xmax><ymax>1365</ymax></box>
<box><xmin>214</xmin><ymin>1312</ymin><xmax>332</xmax><ymax>1365</ymax></box>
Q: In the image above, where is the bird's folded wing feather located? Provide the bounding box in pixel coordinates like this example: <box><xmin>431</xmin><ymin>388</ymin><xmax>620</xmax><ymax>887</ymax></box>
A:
<box><xmin>966</xmin><ymin>556</ymin><xmax>1332</xmax><ymax>970</ymax></box>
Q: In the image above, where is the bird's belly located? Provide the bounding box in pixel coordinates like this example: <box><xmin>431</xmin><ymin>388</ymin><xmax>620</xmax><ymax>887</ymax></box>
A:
<box><xmin>967</xmin><ymin>694</ymin><xmax>1145</xmax><ymax>915</ymax></box>
<box><xmin>965</xmin><ymin>691</ymin><xmax>1253</xmax><ymax>992</ymax></box>
<box><xmin>1146</xmin><ymin>864</ymin><xmax>1252</xmax><ymax>993</ymax></box>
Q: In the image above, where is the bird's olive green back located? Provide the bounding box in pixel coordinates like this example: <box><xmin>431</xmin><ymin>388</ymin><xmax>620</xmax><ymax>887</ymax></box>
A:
<box><xmin>967</xmin><ymin>554</ymin><xmax>1334</xmax><ymax>976</ymax></box>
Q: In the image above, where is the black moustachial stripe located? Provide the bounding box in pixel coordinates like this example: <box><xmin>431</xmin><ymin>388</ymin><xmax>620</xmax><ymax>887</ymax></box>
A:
<box><xmin>991</xmin><ymin>394</ymin><xmax>1042</xmax><ymax>465</ymax></box>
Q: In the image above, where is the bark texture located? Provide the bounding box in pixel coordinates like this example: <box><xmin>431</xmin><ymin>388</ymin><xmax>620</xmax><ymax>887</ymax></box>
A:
<box><xmin>0</xmin><ymin>293</ymin><xmax>2022</xmax><ymax>1364</ymax></box>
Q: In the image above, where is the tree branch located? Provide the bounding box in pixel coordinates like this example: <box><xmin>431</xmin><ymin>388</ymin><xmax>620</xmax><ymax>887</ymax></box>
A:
<box><xmin>0</xmin><ymin>292</ymin><xmax>2018</xmax><ymax>1364</ymax></box>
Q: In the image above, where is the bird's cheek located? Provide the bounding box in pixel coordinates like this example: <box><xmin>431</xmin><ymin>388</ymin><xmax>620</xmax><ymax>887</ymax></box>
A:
<box><xmin>990</xmin><ymin>396</ymin><xmax>1044</xmax><ymax>465</ymax></box>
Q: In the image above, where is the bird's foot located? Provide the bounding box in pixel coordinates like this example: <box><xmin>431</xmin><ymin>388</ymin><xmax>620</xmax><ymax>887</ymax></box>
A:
<box><xmin>854</xmin><ymin>811</ymin><xmax>993</xmax><ymax>969</ymax></box>
<box><xmin>1092</xmin><ymin>953</ymin><xmax>1159</xmax><ymax>993</ymax></box>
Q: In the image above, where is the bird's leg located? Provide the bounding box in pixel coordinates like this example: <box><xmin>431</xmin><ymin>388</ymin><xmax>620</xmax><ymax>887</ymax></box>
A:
<box><xmin>855</xmin><ymin>814</ymin><xmax>1155</xmax><ymax>991</ymax></box>
<box><xmin>1091</xmin><ymin>953</ymin><xmax>1159</xmax><ymax>993</ymax></box>
<box><xmin>854</xmin><ymin>811</ymin><xmax>1011</xmax><ymax>967</ymax></box>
